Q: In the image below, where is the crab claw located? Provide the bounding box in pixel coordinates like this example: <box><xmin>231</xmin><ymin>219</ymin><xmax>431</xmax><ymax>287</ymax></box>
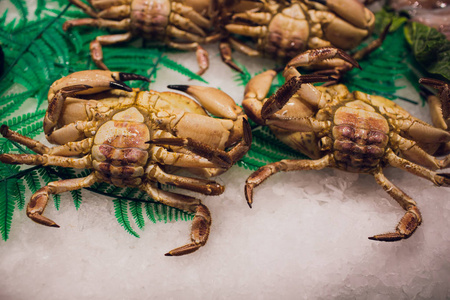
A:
<box><xmin>48</xmin><ymin>70</ymin><xmax>149</xmax><ymax>100</ymax></box>
<box><xmin>261</xmin><ymin>74</ymin><xmax>331</xmax><ymax>119</ymax></box>
<box><xmin>168</xmin><ymin>85</ymin><xmax>242</xmax><ymax>120</ymax></box>
<box><xmin>286</xmin><ymin>47</ymin><xmax>361</xmax><ymax>70</ymax></box>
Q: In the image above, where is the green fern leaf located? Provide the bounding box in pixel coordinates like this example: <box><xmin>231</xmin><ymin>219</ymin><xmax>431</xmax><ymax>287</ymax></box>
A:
<box><xmin>10</xmin><ymin>178</ymin><xmax>26</xmax><ymax>211</ymax></box>
<box><xmin>0</xmin><ymin>180</ymin><xmax>15</xmax><ymax>241</ymax></box>
<box><xmin>35</xmin><ymin>0</ymin><xmax>46</xmax><ymax>17</ymax></box>
<box><xmin>9</xmin><ymin>0</ymin><xmax>28</xmax><ymax>23</ymax></box>
<box><xmin>41</xmin><ymin>27</ymin><xmax>70</xmax><ymax>65</ymax></box>
<box><xmin>70</xmin><ymin>189</ymin><xmax>82</xmax><ymax>210</ymax></box>
<box><xmin>113</xmin><ymin>199</ymin><xmax>140</xmax><ymax>238</ymax></box>
<box><xmin>129</xmin><ymin>201</ymin><xmax>145</xmax><ymax>230</ymax></box>
<box><xmin>159</xmin><ymin>56</ymin><xmax>208</xmax><ymax>83</ymax></box>
<box><xmin>24</xmin><ymin>170</ymin><xmax>41</xmax><ymax>193</ymax></box>
<box><xmin>145</xmin><ymin>202</ymin><xmax>157</xmax><ymax>224</ymax></box>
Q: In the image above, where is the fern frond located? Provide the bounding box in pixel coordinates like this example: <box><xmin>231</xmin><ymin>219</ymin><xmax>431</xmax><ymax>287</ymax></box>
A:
<box><xmin>41</xmin><ymin>27</ymin><xmax>70</xmax><ymax>64</ymax></box>
<box><xmin>159</xmin><ymin>56</ymin><xmax>208</xmax><ymax>83</ymax></box>
<box><xmin>0</xmin><ymin>180</ymin><xmax>15</xmax><ymax>241</ymax></box>
<box><xmin>35</xmin><ymin>0</ymin><xmax>46</xmax><ymax>17</ymax></box>
<box><xmin>9</xmin><ymin>178</ymin><xmax>26</xmax><ymax>211</ymax></box>
<box><xmin>130</xmin><ymin>201</ymin><xmax>145</xmax><ymax>230</ymax></box>
<box><xmin>70</xmin><ymin>189</ymin><xmax>82</xmax><ymax>210</ymax></box>
<box><xmin>145</xmin><ymin>202</ymin><xmax>157</xmax><ymax>224</ymax></box>
<box><xmin>9</xmin><ymin>0</ymin><xmax>28</xmax><ymax>23</ymax></box>
<box><xmin>113</xmin><ymin>199</ymin><xmax>140</xmax><ymax>238</ymax></box>
<box><xmin>0</xmin><ymin>90</ymin><xmax>37</xmax><ymax>119</ymax></box>
<box><xmin>24</xmin><ymin>170</ymin><xmax>41</xmax><ymax>193</ymax></box>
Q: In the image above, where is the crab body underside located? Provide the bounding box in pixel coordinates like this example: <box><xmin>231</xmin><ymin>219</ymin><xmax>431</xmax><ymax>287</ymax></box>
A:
<box><xmin>243</xmin><ymin>48</ymin><xmax>450</xmax><ymax>241</ymax></box>
<box><xmin>0</xmin><ymin>70</ymin><xmax>251</xmax><ymax>256</ymax></box>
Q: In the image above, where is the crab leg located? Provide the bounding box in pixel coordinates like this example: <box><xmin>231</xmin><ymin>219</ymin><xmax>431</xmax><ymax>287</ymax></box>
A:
<box><xmin>150</xmin><ymin>138</ymin><xmax>233</xmax><ymax>168</ymax></box>
<box><xmin>89</xmin><ymin>32</ymin><xmax>133</xmax><ymax>69</ymax></box>
<box><xmin>231</xmin><ymin>11</ymin><xmax>272</xmax><ymax>25</ymax></box>
<box><xmin>63</xmin><ymin>18</ymin><xmax>131</xmax><ymax>31</ymax></box>
<box><xmin>0</xmin><ymin>153</ymin><xmax>92</xmax><ymax>169</ymax></box>
<box><xmin>171</xmin><ymin>2</ymin><xmax>211</xmax><ymax>29</ymax></box>
<box><xmin>219</xmin><ymin>40</ymin><xmax>247</xmax><ymax>74</ymax></box>
<box><xmin>391</xmin><ymin>133</ymin><xmax>450</xmax><ymax>170</ymax></box>
<box><xmin>146</xmin><ymin>164</ymin><xmax>224</xmax><ymax>195</ymax></box>
<box><xmin>26</xmin><ymin>173</ymin><xmax>99</xmax><ymax>227</ymax></box>
<box><xmin>170</xmin><ymin>13</ymin><xmax>206</xmax><ymax>37</ymax></box>
<box><xmin>385</xmin><ymin>149</ymin><xmax>450</xmax><ymax>185</ymax></box>
<box><xmin>245</xmin><ymin>155</ymin><xmax>333</xmax><ymax>207</ymax></box>
<box><xmin>140</xmin><ymin>183</ymin><xmax>211</xmax><ymax>256</ymax></box>
<box><xmin>225</xmin><ymin>24</ymin><xmax>267</xmax><ymax>38</ymax></box>
<box><xmin>1</xmin><ymin>124</ymin><xmax>94</xmax><ymax>156</ymax></box>
<box><xmin>0</xmin><ymin>125</ymin><xmax>50</xmax><ymax>154</ymax></box>
<box><xmin>195</xmin><ymin>45</ymin><xmax>209</xmax><ymax>76</ymax></box>
<box><xmin>370</xmin><ymin>169</ymin><xmax>422</xmax><ymax>241</ymax></box>
<box><xmin>67</xmin><ymin>0</ymin><xmax>98</xmax><ymax>17</ymax></box>
<box><xmin>149</xmin><ymin>146</ymin><xmax>223</xmax><ymax>168</ymax></box>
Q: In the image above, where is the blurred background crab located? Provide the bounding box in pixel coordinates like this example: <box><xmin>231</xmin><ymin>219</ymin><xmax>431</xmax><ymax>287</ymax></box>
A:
<box><xmin>243</xmin><ymin>47</ymin><xmax>450</xmax><ymax>241</ymax></box>
<box><xmin>0</xmin><ymin>70</ymin><xmax>251</xmax><ymax>256</ymax></box>
<box><xmin>222</xmin><ymin>0</ymin><xmax>378</xmax><ymax>73</ymax></box>
<box><xmin>63</xmin><ymin>0</ymin><xmax>223</xmax><ymax>75</ymax></box>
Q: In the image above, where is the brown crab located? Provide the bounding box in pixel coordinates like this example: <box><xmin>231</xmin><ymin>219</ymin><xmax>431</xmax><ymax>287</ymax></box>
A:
<box><xmin>242</xmin><ymin>47</ymin><xmax>450</xmax><ymax>241</ymax></box>
<box><xmin>0</xmin><ymin>70</ymin><xmax>251</xmax><ymax>256</ymax></box>
<box><xmin>63</xmin><ymin>0</ymin><xmax>221</xmax><ymax>75</ymax></box>
<box><xmin>222</xmin><ymin>0</ymin><xmax>377</xmax><ymax>73</ymax></box>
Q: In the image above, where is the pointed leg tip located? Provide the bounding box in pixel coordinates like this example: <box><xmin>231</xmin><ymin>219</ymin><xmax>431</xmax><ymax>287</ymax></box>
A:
<box><xmin>164</xmin><ymin>252</ymin><xmax>173</xmax><ymax>257</ymax></box>
<box><xmin>52</xmin><ymin>224</ymin><xmax>60</xmax><ymax>228</ymax></box>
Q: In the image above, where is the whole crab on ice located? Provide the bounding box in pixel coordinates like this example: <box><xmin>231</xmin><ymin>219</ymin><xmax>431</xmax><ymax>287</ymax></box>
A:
<box><xmin>0</xmin><ymin>70</ymin><xmax>251</xmax><ymax>256</ymax></box>
<box><xmin>243</xmin><ymin>47</ymin><xmax>450</xmax><ymax>241</ymax></box>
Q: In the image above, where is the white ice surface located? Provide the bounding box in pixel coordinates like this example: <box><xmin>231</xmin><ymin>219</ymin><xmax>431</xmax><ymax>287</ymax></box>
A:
<box><xmin>1</xmin><ymin>5</ymin><xmax>450</xmax><ymax>300</ymax></box>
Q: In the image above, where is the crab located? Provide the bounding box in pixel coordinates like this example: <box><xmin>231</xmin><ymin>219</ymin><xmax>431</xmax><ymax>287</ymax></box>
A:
<box><xmin>242</xmin><ymin>47</ymin><xmax>450</xmax><ymax>241</ymax></box>
<box><xmin>222</xmin><ymin>0</ymin><xmax>377</xmax><ymax>73</ymax></box>
<box><xmin>0</xmin><ymin>70</ymin><xmax>251</xmax><ymax>256</ymax></box>
<box><xmin>63</xmin><ymin>0</ymin><xmax>222</xmax><ymax>75</ymax></box>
